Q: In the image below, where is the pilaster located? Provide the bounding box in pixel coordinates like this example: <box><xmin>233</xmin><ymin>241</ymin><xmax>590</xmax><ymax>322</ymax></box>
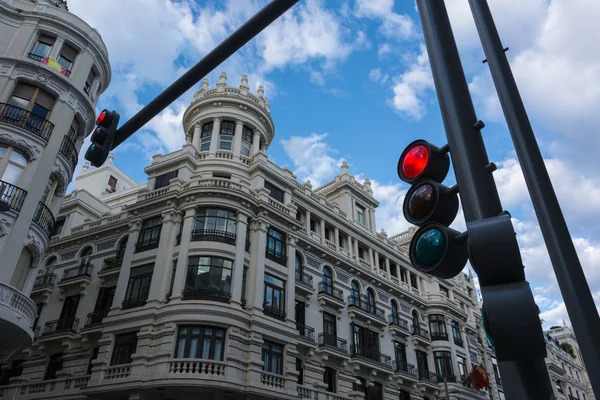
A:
<box><xmin>248</xmin><ymin>217</ymin><xmax>268</xmax><ymax>310</ymax></box>
<box><xmin>191</xmin><ymin>124</ymin><xmax>201</xmax><ymax>150</ymax></box>
<box><xmin>209</xmin><ymin>117</ymin><xmax>222</xmax><ymax>154</ymax></box>
<box><xmin>231</xmin><ymin>211</ymin><xmax>249</xmax><ymax>304</ymax></box>
<box><xmin>305</xmin><ymin>210</ymin><xmax>311</xmax><ymax>234</ymax></box>
<box><xmin>232</xmin><ymin>120</ymin><xmax>244</xmax><ymax>158</ymax></box>
<box><xmin>251</xmin><ymin>131</ymin><xmax>261</xmax><ymax>156</ymax></box>
<box><xmin>147</xmin><ymin>210</ymin><xmax>178</xmax><ymax>304</ymax></box>
<box><xmin>170</xmin><ymin>208</ymin><xmax>196</xmax><ymax>300</ymax></box>
<box><xmin>286</xmin><ymin>236</ymin><xmax>297</xmax><ymax>322</ymax></box>
<box><xmin>111</xmin><ymin>219</ymin><xmax>142</xmax><ymax>309</ymax></box>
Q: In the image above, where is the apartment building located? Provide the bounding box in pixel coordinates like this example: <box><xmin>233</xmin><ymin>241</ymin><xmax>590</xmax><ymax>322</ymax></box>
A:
<box><xmin>0</xmin><ymin>74</ymin><xmax>491</xmax><ymax>400</ymax></box>
<box><xmin>0</xmin><ymin>0</ymin><xmax>111</xmax><ymax>359</ymax></box>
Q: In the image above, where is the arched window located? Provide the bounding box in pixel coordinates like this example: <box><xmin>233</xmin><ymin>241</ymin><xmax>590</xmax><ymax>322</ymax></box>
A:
<box><xmin>322</xmin><ymin>266</ymin><xmax>333</xmax><ymax>294</ymax></box>
<box><xmin>350</xmin><ymin>280</ymin><xmax>360</xmax><ymax>306</ymax></box>
<box><xmin>366</xmin><ymin>288</ymin><xmax>376</xmax><ymax>314</ymax></box>
<box><xmin>391</xmin><ymin>300</ymin><xmax>400</xmax><ymax>324</ymax></box>
<box><xmin>295</xmin><ymin>253</ymin><xmax>303</xmax><ymax>281</ymax></box>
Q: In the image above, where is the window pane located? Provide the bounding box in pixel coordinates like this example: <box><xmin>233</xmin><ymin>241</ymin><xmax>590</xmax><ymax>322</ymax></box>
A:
<box><xmin>176</xmin><ymin>338</ymin><xmax>186</xmax><ymax>358</ymax></box>
<box><xmin>190</xmin><ymin>337</ymin><xmax>199</xmax><ymax>358</ymax></box>
<box><xmin>9</xmin><ymin>96</ymin><xmax>29</xmax><ymax>110</ymax></box>
<box><xmin>2</xmin><ymin>163</ymin><xmax>24</xmax><ymax>185</ymax></box>
<box><xmin>33</xmin><ymin>42</ymin><xmax>52</xmax><ymax>58</ymax></box>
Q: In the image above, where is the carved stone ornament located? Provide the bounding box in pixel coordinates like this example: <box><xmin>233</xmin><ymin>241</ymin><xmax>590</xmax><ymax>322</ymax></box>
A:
<box><xmin>128</xmin><ymin>220</ymin><xmax>143</xmax><ymax>231</ymax></box>
<box><xmin>0</xmin><ymin>134</ymin><xmax>40</xmax><ymax>160</ymax></box>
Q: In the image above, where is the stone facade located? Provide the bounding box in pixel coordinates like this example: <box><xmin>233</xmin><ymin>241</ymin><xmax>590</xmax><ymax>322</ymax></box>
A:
<box><xmin>0</xmin><ymin>0</ymin><xmax>111</xmax><ymax>360</ymax></box>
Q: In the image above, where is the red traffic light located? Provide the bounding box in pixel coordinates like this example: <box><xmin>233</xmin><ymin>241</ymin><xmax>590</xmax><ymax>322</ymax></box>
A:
<box><xmin>96</xmin><ymin>110</ymin><xmax>107</xmax><ymax>125</ymax></box>
<box><xmin>398</xmin><ymin>140</ymin><xmax>450</xmax><ymax>184</ymax></box>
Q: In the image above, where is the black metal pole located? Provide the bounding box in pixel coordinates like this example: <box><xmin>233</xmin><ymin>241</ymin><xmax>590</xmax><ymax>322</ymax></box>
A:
<box><xmin>468</xmin><ymin>0</ymin><xmax>600</xmax><ymax>395</ymax></box>
<box><xmin>414</xmin><ymin>0</ymin><xmax>553</xmax><ymax>398</ymax></box>
<box><xmin>110</xmin><ymin>0</ymin><xmax>299</xmax><ymax>149</ymax></box>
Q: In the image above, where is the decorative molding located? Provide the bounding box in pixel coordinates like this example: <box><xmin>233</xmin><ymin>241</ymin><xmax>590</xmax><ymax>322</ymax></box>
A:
<box><xmin>0</xmin><ymin>134</ymin><xmax>41</xmax><ymax>160</ymax></box>
<box><xmin>60</xmin><ymin>250</ymin><xmax>77</xmax><ymax>261</ymax></box>
<box><xmin>335</xmin><ymin>267</ymin><xmax>349</xmax><ymax>284</ymax></box>
<box><xmin>305</xmin><ymin>254</ymin><xmax>321</xmax><ymax>268</ymax></box>
<box><xmin>96</xmin><ymin>240</ymin><xmax>116</xmax><ymax>252</ymax></box>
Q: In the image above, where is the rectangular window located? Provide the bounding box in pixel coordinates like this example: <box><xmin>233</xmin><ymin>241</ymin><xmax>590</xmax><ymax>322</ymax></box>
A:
<box><xmin>241</xmin><ymin>125</ymin><xmax>253</xmax><ymax>157</ymax></box>
<box><xmin>44</xmin><ymin>353</ymin><xmax>63</xmax><ymax>380</ymax></box>
<box><xmin>439</xmin><ymin>285</ymin><xmax>449</xmax><ymax>297</ymax></box>
<box><xmin>58</xmin><ymin>294</ymin><xmax>80</xmax><ymax>330</ymax></box>
<box><xmin>457</xmin><ymin>355</ymin><xmax>467</xmax><ymax>380</ymax></box>
<box><xmin>410</xmin><ymin>273</ymin><xmax>418</xmax><ymax>289</ymax></box>
<box><xmin>434</xmin><ymin>351</ymin><xmax>454</xmax><ymax>380</ymax></box>
<box><xmin>174</xmin><ymin>326</ymin><xmax>226</xmax><ymax>360</ymax></box>
<box><xmin>123</xmin><ymin>264</ymin><xmax>154</xmax><ymax>309</ymax></box>
<box><xmin>200</xmin><ymin>122</ymin><xmax>213</xmax><ymax>152</ymax></box>
<box><xmin>356</xmin><ymin>204</ymin><xmax>366</xmax><ymax>225</ymax></box>
<box><xmin>31</xmin><ymin>34</ymin><xmax>55</xmax><ymax>60</ymax></box>
<box><xmin>429</xmin><ymin>314</ymin><xmax>448</xmax><ymax>341</ymax></box>
<box><xmin>262</xmin><ymin>341</ymin><xmax>283</xmax><ymax>375</ymax></box>
<box><xmin>193</xmin><ymin>207</ymin><xmax>237</xmax><ymax>244</ymax></box>
<box><xmin>324</xmin><ymin>366</ymin><xmax>336</xmax><ymax>393</ymax></box>
<box><xmin>111</xmin><ymin>332</ymin><xmax>138</xmax><ymax>365</ymax></box>
<box><xmin>241</xmin><ymin>267</ymin><xmax>247</xmax><ymax>306</ymax></box>
<box><xmin>264</xmin><ymin>273</ymin><xmax>286</xmax><ymax>320</ymax></box>
<box><xmin>323</xmin><ymin>312</ymin><xmax>337</xmax><ymax>343</ymax></box>
<box><xmin>498</xmin><ymin>391</ymin><xmax>506</xmax><ymax>400</ymax></box>
<box><xmin>108</xmin><ymin>175</ymin><xmax>118</xmax><ymax>190</ymax></box>
<box><xmin>87</xmin><ymin>346</ymin><xmax>99</xmax><ymax>375</ymax></box>
<box><xmin>184</xmin><ymin>256</ymin><xmax>232</xmax><ymax>301</ymax></box>
<box><xmin>218</xmin><ymin>120</ymin><xmax>235</xmax><ymax>151</ymax></box>
<box><xmin>451</xmin><ymin>320</ymin><xmax>463</xmax><ymax>346</ymax></box>
<box><xmin>416</xmin><ymin>350</ymin><xmax>429</xmax><ymax>379</ymax></box>
<box><xmin>57</xmin><ymin>43</ymin><xmax>77</xmax><ymax>72</ymax></box>
<box><xmin>167</xmin><ymin>260</ymin><xmax>177</xmax><ymax>301</ymax></box>
<box><xmin>154</xmin><ymin>170</ymin><xmax>178</xmax><ymax>190</ymax></box>
<box><xmin>84</xmin><ymin>68</ymin><xmax>96</xmax><ymax>94</ymax></box>
<box><xmin>264</xmin><ymin>181</ymin><xmax>284</xmax><ymax>203</ymax></box>
<box><xmin>92</xmin><ymin>286</ymin><xmax>115</xmax><ymax>321</ymax></box>
<box><xmin>135</xmin><ymin>216</ymin><xmax>162</xmax><ymax>252</ymax></box>
<box><xmin>296</xmin><ymin>358</ymin><xmax>303</xmax><ymax>385</ymax></box>
<box><xmin>53</xmin><ymin>218</ymin><xmax>65</xmax><ymax>236</ymax></box>
<box><xmin>266</xmin><ymin>226</ymin><xmax>286</xmax><ymax>264</ymax></box>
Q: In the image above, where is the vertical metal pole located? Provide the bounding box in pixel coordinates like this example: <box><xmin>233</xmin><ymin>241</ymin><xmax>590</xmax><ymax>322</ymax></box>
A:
<box><xmin>414</xmin><ymin>0</ymin><xmax>554</xmax><ymax>398</ymax></box>
<box><xmin>468</xmin><ymin>0</ymin><xmax>600</xmax><ymax>396</ymax></box>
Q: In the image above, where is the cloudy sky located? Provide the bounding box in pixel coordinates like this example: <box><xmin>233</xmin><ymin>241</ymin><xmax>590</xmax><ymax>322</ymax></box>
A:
<box><xmin>67</xmin><ymin>0</ymin><xmax>599</xmax><ymax>329</ymax></box>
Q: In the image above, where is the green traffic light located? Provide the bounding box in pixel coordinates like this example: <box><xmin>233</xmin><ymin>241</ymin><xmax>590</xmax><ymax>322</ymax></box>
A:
<box><xmin>414</xmin><ymin>228</ymin><xmax>445</xmax><ymax>266</ymax></box>
<box><xmin>85</xmin><ymin>144</ymin><xmax>96</xmax><ymax>158</ymax></box>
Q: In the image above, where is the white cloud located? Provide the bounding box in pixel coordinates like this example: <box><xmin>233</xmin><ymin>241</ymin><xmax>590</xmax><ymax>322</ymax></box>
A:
<box><xmin>310</xmin><ymin>71</ymin><xmax>326</xmax><ymax>87</ymax></box>
<box><xmin>378</xmin><ymin>43</ymin><xmax>392</xmax><ymax>58</ymax></box>
<box><xmin>389</xmin><ymin>45</ymin><xmax>433</xmax><ymax>119</ymax></box>
<box><xmin>354</xmin><ymin>0</ymin><xmax>416</xmax><ymax>40</ymax></box>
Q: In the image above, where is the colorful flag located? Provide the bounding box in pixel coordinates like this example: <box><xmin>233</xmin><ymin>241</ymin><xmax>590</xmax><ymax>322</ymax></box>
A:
<box><xmin>41</xmin><ymin>57</ymin><xmax>68</xmax><ymax>76</ymax></box>
<box><xmin>465</xmin><ymin>363</ymin><xmax>490</xmax><ymax>390</ymax></box>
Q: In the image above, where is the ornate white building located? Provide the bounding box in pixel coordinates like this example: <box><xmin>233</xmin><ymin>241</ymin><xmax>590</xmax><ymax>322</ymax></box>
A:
<box><xmin>0</xmin><ymin>0</ymin><xmax>111</xmax><ymax>360</ymax></box>
<box><xmin>0</xmin><ymin>74</ymin><xmax>495</xmax><ymax>400</ymax></box>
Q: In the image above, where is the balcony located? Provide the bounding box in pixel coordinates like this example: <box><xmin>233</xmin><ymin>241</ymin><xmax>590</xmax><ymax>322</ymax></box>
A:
<box><xmin>58</xmin><ymin>136</ymin><xmax>78</xmax><ymax>170</ymax></box>
<box><xmin>418</xmin><ymin>371</ymin><xmax>439</xmax><ymax>389</ymax></box>
<box><xmin>31</xmin><ymin>273</ymin><xmax>56</xmax><ymax>303</ymax></box>
<box><xmin>0</xmin><ymin>102</ymin><xmax>54</xmax><ymax>141</ymax></box>
<box><xmin>350</xmin><ymin>345</ymin><xmax>393</xmax><ymax>371</ymax></box>
<box><xmin>97</xmin><ymin>255</ymin><xmax>123</xmax><ymax>285</ymax></box>
<box><xmin>412</xmin><ymin>326</ymin><xmax>431</xmax><ymax>347</ymax></box>
<box><xmin>263</xmin><ymin>304</ymin><xmax>286</xmax><ymax>321</ymax></box>
<box><xmin>0</xmin><ymin>180</ymin><xmax>27</xmax><ymax>212</ymax></box>
<box><xmin>394</xmin><ymin>360</ymin><xmax>418</xmax><ymax>381</ymax></box>
<box><xmin>191</xmin><ymin>229</ymin><xmax>236</xmax><ymax>245</ymax></box>
<box><xmin>41</xmin><ymin>317</ymin><xmax>79</xmax><ymax>337</ymax></box>
<box><xmin>431</xmin><ymin>332</ymin><xmax>448</xmax><ymax>342</ymax></box>
<box><xmin>83</xmin><ymin>311</ymin><xmax>106</xmax><ymax>329</ymax></box>
<box><xmin>317</xmin><ymin>283</ymin><xmax>345</xmax><ymax>313</ymax></box>
<box><xmin>296</xmin><ymin>324</ymin><xmax>315</xmax><ymax>344</ymax></box>
<box><xmin>295</xmin><ymin>271</ymin><xmax>314</xmax><ymax>297</ymax></box>
<box><xmin>388</xmin><ymin>315</ymin><xmax>411</xmax><ymax>339</ymax></box>
<box><xmin>57</xmin><ymin>264</ymin><xmax>93</xmax><ymax>296</ymax></box>
<box><xmin>0</xmin><ymin>282</ymin><xmax>38</xmax><ymax>355</ymax></box>
<box><xmin>317</xmin><ymin>333</ymin><xmax>348</xmax><ymax>360</ymax></box>
<box><xmin>436</xmin><ymin>374</ymin><xmax>457</xmax><ymax>383</ymax></box>
<box><xmin>182</xmin><ymin>288</ymin><xmax>231</xmax><ymax>303</ymax></box>
<box><xmin>135</xmin><ymin>236</ymin><xmax>160</xmax><ymax>253</ymax></box>
<box><xmin>265</xmin><ymin>247</ymin><xmax>287</xmax><ymax>265</ymax></box>
<box><xmin>32</xmin><ymin>201</ymin><xmax>55</xmax><ymax>239</ymax></box>
<box><xmin>122</xmin><ymin>296</ymin><xmax>147</xmax><ymax>310</ymax></box>
<box><xmin>26</xmin><ymin>53</ymin><xmax>72</xmax><ymax>77</ymax></box>
<box><xmin>347</xmin><ymin>295</ymin><xmax>386</xmax><ymax>328</ymax></box>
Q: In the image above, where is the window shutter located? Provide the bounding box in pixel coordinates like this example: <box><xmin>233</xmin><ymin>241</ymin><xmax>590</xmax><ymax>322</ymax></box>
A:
<box><xmin>35</xmin><ymin>89</ymin><xmax>56</xmax><ymax>110</ymax></box>
<box><xmin>60</xmin><ymin>43</ymin><xmax>78</xmax><ymax>62</ymax></box>
<box><xmin>38</xmin><ymin>34</ymin><xmax>56</xmax><ymax>46</ymax></box>
<box><xmin>12</xmin><ymin>83</ymin><xmax>36</xmax><ymax>100</ymax></box>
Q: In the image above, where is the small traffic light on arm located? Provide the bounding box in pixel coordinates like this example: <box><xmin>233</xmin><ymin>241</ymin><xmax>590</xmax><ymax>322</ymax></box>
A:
<box><xmin>398</xmin><ymin>140</ymin><xmax>468</xmax><ymax>279</ymax></box>
<box><xmin>84</xmin><ymin>109</ymin><xmax>120</xmax><ymax>167</ymax></box>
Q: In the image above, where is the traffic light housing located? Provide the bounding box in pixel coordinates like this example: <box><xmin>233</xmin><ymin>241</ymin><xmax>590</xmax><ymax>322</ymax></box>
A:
<box><xmin>85</xmin><ymin>110</ymin><xmax>120</xmax><ymax>167</ymax></box>
<box><xmin>398</xmin><ymin>140</ymin><xmax>468</xmax><ymax>279</ymax></box>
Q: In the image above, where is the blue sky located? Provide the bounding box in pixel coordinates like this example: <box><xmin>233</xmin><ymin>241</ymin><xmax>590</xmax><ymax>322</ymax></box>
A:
<box><xmin>67</xmin><ymin>0</ymin><xmax>600</xmax><ymax>328</ymax></box>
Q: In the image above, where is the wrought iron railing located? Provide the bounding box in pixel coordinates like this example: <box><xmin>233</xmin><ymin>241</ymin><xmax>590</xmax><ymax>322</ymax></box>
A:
<box><xmin>318</xmin><ymin>282</ymin><xmax>344</xmax><ymax>301</ymax></box>
<box><xmin>190</xmin><ymin>229</ymin><xmax>236</xmax><ymax>245</ymax></box>
<box><xmin>0</xmin><ymin>102</ymin><xmax>54</xmax><ymax>140</ymax></box>
<box><xmin>418</xmin><ymin>371</ymin><xmax>437</xmax><ymax>382</ymax></box>
<box><xmin>32</xmin><ymin>201</ymin><xmax>55</xmax><ymax>238</ymax></box>
<box><xmin>85</xmin><ymin>311</ymin><xmax>107</xmax><ymax>327</ymax></box>
<box><xmin>33</xmin><ymin>273</ymin><xmax>56</xmax><ymax>289</ymax></box>
<box><xmin>102</xmin><ymin>254</ymin><xmax>124</xmax><ymax>271</ymax></box>
<box><xmin>350</xmin><ymin>345</ymin><xmax>392</xmax><ymax>367</ymax></box>
<box><xmin>59</xmin><ymin>136</ymin><xmax>78</xmax><ymax>170</ymax></box>
<box><xmin>347</xmin><ymin>295</ymin><xmax>385</xmax><ymax>320</ymax></box>
<box><xmin>122</xmin><ymin>296</ymin><xmax>147</xmax><ymax>310</ymax></box>
<box><xmin>389</xmin><ymin>315</ymin><xmax>410</xmax><ymax>330</ymax></box>
<box><xmin>295</xmin><ymin>271</ymin><xmax>313</xmax><ymax>287</ymax></box>
<box><xmin>263</xmin><ymin>304</ymin><xmax>286</xmax><ymax>321</ymax></box>
<box><xmin>318</xmin><ymin>333</ymin><xmax>347</xmax><ymax>352</ymax></box>
<box><xmin>135</xmin><ymin>236</ymin><xmax>160</xmax><ymax>253</ymax></box>
<box><xmin>412</xmin><ymin>326</ymin><xmax>430</xmax><ymax>340</ymax></box>
<box><xmin>265</xmin><ymin>247</ymin><xmax>287</xmax><ymax>265</ymax></box>
<box><xmin>182</xmin><ymin>288</ymin><xmax>231</xmax><ymax>303</ymax></box>
<box><xmin>436</xmin><ymin>374</ymin><xmax>456</xmax><ymax>383</ymax></box>
<box><xmin>42</xmin><ymin>317</ymin><xmax>79</xmax><ymax>336</ymax></box>
<box><xmin>296</xmin><ymin>324</ymin><xmax>315</xmax><ymax>341</ymax></box>
<box><xmin>431</xmin><ymin>331</ymin><xmax>448</xmax><ymax>341</ymax></box>
<box><xmin>454</xmin><ymin>337</ymin><xmax>464</xmax><ymax>347</ymax></box>
<box><xmin>0</xmin><ymin>180</ymin><xmax>27</xmax><ymax>212</ymax></box>
<box><xmin>28</xmin><ymin>53</ymin><xmax>44</xmax><ymax>62</ymax></box>
<box><xmin>60</xmin><ymin>263</ymin><xmax>93</xmax><ymax>281</ymax></box>
<box><xmin>394</xmin><ymin>360</ymin><xmax>417</xmax><ymax>376</ymax></box>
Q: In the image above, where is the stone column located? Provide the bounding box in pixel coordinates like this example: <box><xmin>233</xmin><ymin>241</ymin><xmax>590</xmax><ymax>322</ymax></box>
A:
<box><xmin>232</xmin><ymin>121</ymin><xmax>244</xmax><ymax>157</ymax></box>
<box><xmin>248</xmin><ymin>219</ymin><xmax>268</xmax><ymax>309</ymax></box>
<box><xmin>368</xmin><ymin>248</ymin><xmax>374</xmax><ymax>266</ymax></box>
<box><xmin>251</xmin><ymin>131</ymin><xmax>261</xmax><ymax>156</ymax></box>
<box><xmin>209</xmin><ymin>117</ymin><xmax>221</xmax><ymax>154</ymax></box>
<box><xmin>231</xmin><ymin>211</ymin><xmax>249</xmax><ymax>304</ymax></box>
<box><xmin>334</xmin><ymin>227</ymin><xmax>339</xmax><ymax>250</ymax></box>
<box><xmin>170</xmin><ymin>208</ymin><xmax>196</xmax><ymax>300</ymax></box>
<box><xmin>286</xmin><ymin>236</ymin><xmax>297</xmax><ymax>322</ymax></box>
<box><xmin>373</xmin><ymin>250</ymin><xmax>379</xmax><ymax>269</ymax></box>
<box><xmin>111</xmin><ymin>219</ymin><xmax>143</xmax><ymax>310</ymax></box>
<box><xmin>385</xmin><ymin>258</ymin><xmax>391</xmax><ymax>276</ymax></box>
<box><xmin>191</xmin><ymin>124</ymin><xmax>201</xmax><ymax>150</ymax></box>
<box><xmin>320</xmin><ymin>219</ymin><xmax>326</xmax><ymax>242</ymax></box>
<box><xmin>353</xmin><ymin>237</ymin><xmax>359</xmax><ymax>260</ymax></box>
<box><xmin>147</xmin><ymin>210</ymin><xmax>178</xmax><ymax>304</ymax></box>
<box><xmin>369</xmin><ymin>209</ymin><xmax>377</xmax><ymax>233</ymax></box>
<box><xmin>305</xmin><ymin>210</ymin><xmax>311</xmax><ymax>233</ymax></box>
<box><xmin>396</xmin><ymin>264</ymin><xmax>401</xmax><ymax>281</ymax></box>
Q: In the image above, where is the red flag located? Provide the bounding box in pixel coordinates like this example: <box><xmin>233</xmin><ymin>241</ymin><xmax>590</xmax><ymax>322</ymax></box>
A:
<box><xmin>466</xmin><ymin>363</ymin><xmax>489</xmax><ymax>390</ymax></box>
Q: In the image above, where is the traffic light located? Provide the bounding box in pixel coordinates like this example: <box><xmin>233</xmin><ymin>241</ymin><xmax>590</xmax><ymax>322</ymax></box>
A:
<box><xmin>397</xmin><ymin>140</ymin><xmax>468</xmax><ymax>279</ymax></box>
<box><xmin>84</xmin><ymin>109</ymin><xmax>120</xmax><ymax>167</ymax></box>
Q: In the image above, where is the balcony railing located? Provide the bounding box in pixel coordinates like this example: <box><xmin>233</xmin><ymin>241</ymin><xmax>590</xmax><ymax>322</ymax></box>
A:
<box><xmin>318</xmin><ymin>333</ymin><xmax>347</xmax><ymax>352</ymax></box>
<box><xmin>0</xmin><ymin>180</ymin><xmax>27</xmax><ymax>212</ymax></box>
<box><xmin>27</xmin><ymin>53</ymin><xmax>71</xmax><ymax>76</ymax></box>
<box><xmin>122</xmin><ymin>296</ymin><xmax>147</xmax><ymax>310</ymax></box>
<box><xmin>430</xmin><ymin>332</ymin><xmax>448</xmax><ymax>341</ymax></box>
<box><xmin>318</xmin><ymin>282</ymin><xmax>344</xmax><ymax>301</ymax></box>
<box><xmin>265</xmin><ymin>247</ymin><xmax>287</xmax><ymax>265</ymax></box>
<box><xmin>350</xmin><ymin>345</ymin><xmax>392</xmax><ymax>367</ymax></box>
<box><xmin>437</xmin><ymin>374</ymin><xmax>456</xmax><ymax>383</ymax></box>
<box><xmin>59</xmin><ymin>136</ymin><xmax>78</xmax><ymax>170</ymax></box>
<box><xmin>182</xmin><ymin>288</ymin><xmax>231</xmax><ymax>303</ymax></box>
<box><xmin>190</xmin><ymin>229</ymin><xmax>236</xmax><ymax>245</ymax></box>
<box><xmin>394</xmin><ymin>360</ymin><xmax>417</xmax><ymax>376</ymax></box>
<box><xmin>295</xmin><ymin>271</ymin><xmax>313</xmax><ymax>287</ymax></box>
<box><xmin>296</xmin><ymin>324</ymin><xmax>315</xmax><ymax>341</ymax></box>
<box><xmin>32</xmin><ymin>201</ymin><xmax>55</xmax><ymax>238</ymax></box>
<box><xmin>33</xmin><ymin>273</ymin><xmax>56</xmax><ymax>289</ymax></box>
<box><xmin>348</xmin><ymin>295</ymin><xmax>385</xmax><ymax>320</ymax></box>
<box><xmin>42</xmin><ymin>317</ymin><xmax>79</xmax><ymax>336</ymax></box>
<box><xmin>412</xmin><ymin>326</ymin><xmax>430</xmax><ymax>340</ymax></box>
<box><xmin>263</xmin><ymin>304</ymin><xmax>286</xmax><ymax>321</ymax></box>
<box><xmin>454</xmin><ymin>337</ymin><xmax>464</xmax><ymax>347</ymax></box>
<box><xmin>61</xmin><ymin>263</ymin><xmax>93</xmax><ymax>282</ymax></box>
<box><xmin>135</xmin><ymin>236</ymin><xmax>160</xmax><ymax>253</ymax></box>
<box><xmin>389</xmin><ymin>315</ymin><xmax>409</xmax><ymax>330</ymax></box>
<box><xmin>0</xmin><ymin>102</ymin><xmax>54</xmax><ymax>140</ymax></box>
<box><xmin>102</xmin><ymin>254</ymin><xmax>124</xmax><ymax>271</ymax></box>
<box><xmin>418</xmin><ymin>371</ymin><xmax>437</xmax><ymax>382</ymax></box>
<box><xmin>84</xmin><ymin>310</ymin><xmax>106</xmax><ymax>327</ymax></box>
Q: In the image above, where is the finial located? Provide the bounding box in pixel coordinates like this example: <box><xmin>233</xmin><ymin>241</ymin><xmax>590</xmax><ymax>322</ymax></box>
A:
<box><xmin>364</xmin><ymin>178</ymin><xmax>371</xmax><ymax>186</ymax></box>
<box><xmin>304</xmin><ymin>179</ymin><xmax>313</xmax><ymax>189</ymax></box>
<box><xmin>108</xmin><ymin>152</ymin><xmax>115</xmax><ymax>163</ymax></box>
<box><xmin>202</xmin><ymin>78</ymin><xmax>209</xmax><ymax>89</ymax></box>
<box><xmin>217</xmin><ymin>72</ymin><xmax>227</xmax><ymax>87</ymax></box>
<box><xmin>82</xmin><ymin>161</ymin><xmax>90</xmax><ymax>171</ymax></box>
<box><xmin>240</xmin><ymin>74</ymin><xmax>249</xmax><ymax>89</ymax></box>
<box><xmin>341</xmin><ymin>160</ymin><xmax>349</xmax><ymax>175</ymax></box>
<box><xmin>380</xmin><ymin>228</ymin><xmax>387</xmax><ymax>237</ymax></box>
<box><xmin>257</xmin><ymin>84</ymin><xmax>265</xmax><ymax>98</ymax></box>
